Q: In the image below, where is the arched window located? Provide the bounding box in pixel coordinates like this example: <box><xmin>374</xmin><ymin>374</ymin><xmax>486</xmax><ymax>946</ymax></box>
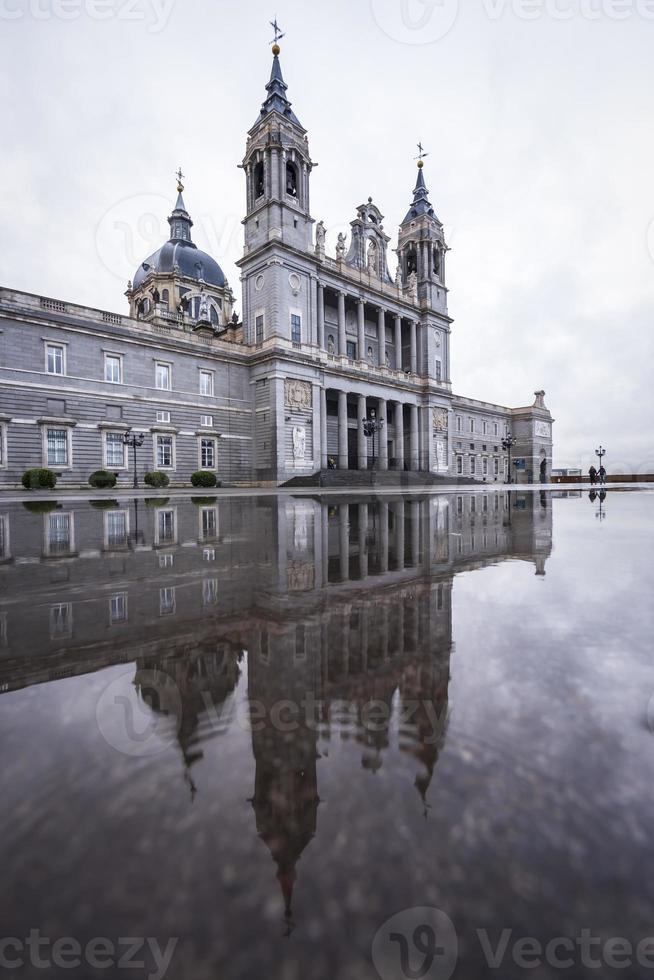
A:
<box><xmin>210</xmin><ymin>305</ymin><xmax>219</xmax><ymax>326</ymax></box>
<box><xmin>406</xmin><ymin>249</ymin><xmax>417</xmax><ymax>276</ymax></box>
<box><xmin>433</xmin><ymin>246</ymin><xmax>441</xmax><ymax>277</ymax></box>
<box><xmin>286</xmin><ymin>161</ymin><xmax>298</xmax><ymax>197</ymax></box>
<box><xmin>161</xmin><ymin>289</ymin><xmax>169</xmax><ymax>309</ymax></box>
<box><xmin>254</xmin><ymin>161</ymin><xmax>265</xmax><ymax>198</ymax></box>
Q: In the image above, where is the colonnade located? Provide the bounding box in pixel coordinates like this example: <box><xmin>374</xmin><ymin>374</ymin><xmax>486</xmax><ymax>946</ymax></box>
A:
<box><xmin>320</xmin><ymin>389</ymin><xmax>424</xmax><ymax>471</ymax></box>
<box><xmin>315</xmin><ymin>283</ymin><xmax>421</xmax><ymax>374</ymax></box>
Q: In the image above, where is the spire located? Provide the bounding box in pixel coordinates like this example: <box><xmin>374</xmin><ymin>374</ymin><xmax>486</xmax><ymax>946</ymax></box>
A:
<box><xmin>253</xmin><ymin>28</ymin><xmax>304</xmax><ymax>130</ymax></box>
<box><xmin>168</xmin><ymin>168</ymin><xmax>194</xmax><ymax>244</ymax></box>
<box><xmin>403</xmin><ymin>151</ymin><xmax>438</xmax><ymax>223</ymax></box>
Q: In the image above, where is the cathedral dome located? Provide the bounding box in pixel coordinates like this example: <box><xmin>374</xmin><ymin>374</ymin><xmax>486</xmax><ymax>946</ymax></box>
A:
<box><xmin>133</xmin><ymin>240</ymin><xmax>226</xmax><ymax>290</ymax></box>
<box><xmin>132</xmin><ymin>182</ymin><xmax>227</xmax><ymax>290</ymax></box>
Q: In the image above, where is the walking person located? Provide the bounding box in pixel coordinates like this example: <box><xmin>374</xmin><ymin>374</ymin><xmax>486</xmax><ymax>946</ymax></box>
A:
<box><xmin>588</xmin><ymin>465</ymin><xmax>597</xmax><ymax>486</ymax></box>
<box><xmin>598</xmin><ymin>465</ymin><xmax>607</xmax><ymax>486</ymax></box>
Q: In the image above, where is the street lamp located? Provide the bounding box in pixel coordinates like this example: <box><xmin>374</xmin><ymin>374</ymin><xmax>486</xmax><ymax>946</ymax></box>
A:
<box><xmin>502</xmin><ymin>431</ymin><xmax>517</xmax><ymax>484</ymax></box>
<box><xmin>362</xmin><ymin>408</ymin><xmax>385</xmax><ymax>470</ymax></box>
<box><xmin>123</xmin><ymin>430</ymin><xmax>146</xmax><ymax>489</ymax></box>
<box><xmin>595</xmin><ymin>445</ymin><xmax>606</xmax><ymax>485</ymax></box>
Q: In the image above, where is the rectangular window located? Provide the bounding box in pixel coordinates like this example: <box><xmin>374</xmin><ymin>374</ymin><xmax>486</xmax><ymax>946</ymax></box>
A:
<box><xmin>0</xmin><ymin>424</ymin><xmax>5</xmax><ymax>466</ymax></box>
<box><xmin>200</xmin><ymin>370</ymin><xmax>214</xmax><ymax>396</ymax></box>
<box><xmin>456</xmin><ymin>456</ymin><xmax>463</xmax><ymax>475</ymax></box>
<box><xmin>493</xmin><ymin>422</ymin><xmax>499</xmax><ymax>437</ymax></box>
<box><xmin>156</xmin><ymin>411</ymin><xmax>171</xmax><ymax>424</ymax></box>
<box><xmin>291</xmin><ymin>313</ymin><xmax>302</xmax><ymax>345</ymax></box>
<box><xmin>155</xmin><ymin>362</ymin><xmax>171</xmax><ymax>390</ymax></box>
<box><xmin>159</xmin><ymin>587</ymin><xmax>176</xmax><ymax>616</ymax></box>
<box><xmin>156</xmin><ymin>435</ymin><xmax>173</xmax><ymax>469</ymax></box>
<box><xmin>105</xmin><ymin>511</ymin><xmax>127</xmax><ymax>548</ymax></box>
<box><xmin>200</xmin><ymin>438</ymin><xmax>216</xmax><ymax>470</ymax></box>
<box><xmin>105</xmin><ymin>432</ymin><xmax>125</xmax><ymax>469</ymax></box>
<box><xmin>157</xmin><ymin>510</ymin><xmax>175</xmax><ymax>544</ymax></box>
<box><xmin>46</xmin><ymin>344</ymin><xmax>65</xmax><ymax>376</ymax></box>
<box><xmin>483</xmin><ymin>458</ymin><xmax>488</xmax><ymax>476</ymax></box>
<box><xmin>346</xmin><ymin>341</ymin><xmax>357</xmax><ymax>360</ymax></box>
<box><xmin>201</xmin><ymin>507</ymin><xmax>217</xmax><ymax>540</ymax></box>
<box><xmin>104</xmin><ymin>354</ymin><xmax>122</xmax><ymax>384</ymax></box>
<box><xmin>456</xmin><ymin>416</ymin><xmax>462</xmax><ymax>433</ymax></box>
<box><xmin>494</xmin><ymin>458</ymin><xmax>500</xmax><ymax>476</ymax></box>
<box><xmin>200</xmin><ymin>415</ymin><xmax>213</xmax><ymax>428</ymax></box>
<box><xmin>255</xmin><ymin>314</ymin><xmax>264</xmax><ymax>344</ymax></box>
<box><xmin>202</xmin><ymin>578</ymin><xmax>219</xmax><ymax>606</ymax></box>
<box><xmin>435</xmin><ymin>359</ymin><xmax>442</xmax><ymax>382</ymax></box>
<box><xmin>159</xmin><ymin>553</ymin><xmax>174</xmax><ymax>568</ymax></box>
<box><xmin>483</xmin><ymin>421</ymin><xmax>488</xmax><ymax>435</ymax></box>
<box><xmin>469</xmin><ymin>418</ymin><xmax>474</xmax><ymax>434</ymax></box>
<box><xmin>0</xmin><ymin>515</ymin><xmax>7</xmax><ymax>560</ymax></box>
<box><xmin>470</xmin><ymin>456</ymin><xmax>476</xmax><ymax>475</ymax></box>
<box><xmin>47</xmin><ymin>428</ymin><xmax>68</xmax><ymax>467</ymax></box>
<box><xmin>109</xmin><ymin>593</ymin><xmax>128</xmax><ymax>624</ymax></box>
<box><xmin>48</xmin><ymin>513</ymin><xmax>72</xmax><ymax>554</ymax></box>
<box><xmin>50</xmin><ymin>602</ymin><xmax>72</xmax><ymax>639</ymax></box>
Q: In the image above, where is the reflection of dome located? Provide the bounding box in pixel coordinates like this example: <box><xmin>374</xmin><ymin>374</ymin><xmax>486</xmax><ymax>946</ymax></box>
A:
<box><xmin>132</xmin><ymin>185</ymin><xmax>226</xmax><ymax>290</ymax></box>
<box><xmin>133</xmin><ymin>240</ymin><xmax>226</xmax><ymax>290</ymax></box>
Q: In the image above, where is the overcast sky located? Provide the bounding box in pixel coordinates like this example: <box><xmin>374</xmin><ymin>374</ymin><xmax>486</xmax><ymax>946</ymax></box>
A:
<box><xmin>2</xmin><ymin>0</ymin><xmax>653</xmax><ymax>469</ymax></box>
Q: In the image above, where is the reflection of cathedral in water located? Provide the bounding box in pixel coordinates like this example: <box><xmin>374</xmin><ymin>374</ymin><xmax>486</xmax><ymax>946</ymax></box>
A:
<box><xmin>0</xmin><ymin>490</ymin><xmax>552</xmax><ymax>927</ymax></box>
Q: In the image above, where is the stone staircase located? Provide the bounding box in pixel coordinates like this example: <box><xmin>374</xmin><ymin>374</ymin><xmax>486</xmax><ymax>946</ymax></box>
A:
<box><xmin>282</xmin><ymin>470</ymin><xmax>480</xmax><ymax>489</ymax></box>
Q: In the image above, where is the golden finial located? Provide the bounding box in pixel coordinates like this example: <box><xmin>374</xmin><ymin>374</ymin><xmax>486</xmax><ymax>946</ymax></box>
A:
<box><xmin>270</xmin><ymin>16</ymin><xmax>284</xmax><ymax>54</ymax></box>
<box><xmin>175</xmin><ymin>167</ymin><xmax>185</xmax><ymax>193</ymax></box>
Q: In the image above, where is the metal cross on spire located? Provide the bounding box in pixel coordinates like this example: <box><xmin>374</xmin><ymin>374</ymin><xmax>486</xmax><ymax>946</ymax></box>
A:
<box><xmin>175</xmin><ymin>167</ymin><xmax>185</xmax><ymax>192</ymax></box>
<box><xmin>415</xmin><ymin>142</ymin><xmax>429</xmax><ymax>162</ymax></box>
<box><xmin>270</xmin><ymin>16</ymin><xmax>285</xmax><ymax>45</ymax></box>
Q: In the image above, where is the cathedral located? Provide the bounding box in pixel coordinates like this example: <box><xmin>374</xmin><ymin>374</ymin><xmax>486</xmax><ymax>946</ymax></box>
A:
<box><xmin>0</xmin><ymin>38</ymin><xmax>553</xmax><ymax>488</ymax></box>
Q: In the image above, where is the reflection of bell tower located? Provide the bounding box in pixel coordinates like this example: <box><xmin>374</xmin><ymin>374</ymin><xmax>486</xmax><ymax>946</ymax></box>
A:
<box><xmin>247</xmin><ymin>628</ymin><xmax>320</xmax><ymax>933</ymax></box>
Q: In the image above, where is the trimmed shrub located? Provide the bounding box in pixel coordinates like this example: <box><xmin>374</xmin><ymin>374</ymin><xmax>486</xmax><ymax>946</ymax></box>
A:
<box><xmin>89</xmin><ymin>499</ymin><xmax>120</xmax><ymax>510</ymax></box>
<box><xmin>22</xmin><ymin>468</ymin><xmax>57</xmax><ymax>490</ymax></box>
<box><xmin>191</xmin><ymin>496</ymin><xmax>218</xmax><ymax>506</ymax></box>
<box><xmin>144</xmin><ymin>471</ymin><xmax>170</xmax><ymax>489</ymax></box>
<box><xmin>22</xmin><ymin>500</ymin><xmax>59</xmax><ymax>514</ymax></box>
<box><xmin>89</xmin><ymin>470</ymin><xmax>117</xmax><ymax>489</ymax></box>
<box><xmin>145</xmin><ymin>497</ymin><xmax>170</xmax><ymax>508</ymax></box>
<box><xmin>191</xmin><ymin>471</ymin><xmax>218</xmax><ymax>488</ymax></box>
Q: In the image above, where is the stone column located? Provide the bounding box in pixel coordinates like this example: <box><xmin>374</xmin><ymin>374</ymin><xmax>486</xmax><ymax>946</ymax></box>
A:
<box><xmin>338</xmin><ymin>291</ymin><xmax>346</xmax><ymax>355</ymax></box>
<box><xmin>339</xmin><ymin>505</ymin><xmax>349</xmax><ymax>581</ymax></box>
<box><xmin>357</xmin><ymin>299</ymin><xmax>365</xmax><ymax>362</ymax></box>
<box><xmin>410</xmin><ymin>500</ymin><xmax>420</xmax><ymax>566</ymax></box>
<box><xmin>338</xmin><ymin>390</ymin><xmax>348</xmax><ymax>470</ymax></box>
<box><xmin>358</xmin><ymin>503</ymin><xmax>369</xmax><ymax>579</ymax></box>
<box><xmin>379</xmin><ymin>399</ymin><xmax>388</xmax><ymax>471</ymax></box>
<box><xmin>321</xmin><ymin>502</ymin><xmax>329</xmax><ymax>587</ymax></box>
<box><xmin>320</xmin><ymin>388</ymin><xmax>328</xmax><ymax>470</ymax></box>
<box><xmin>317</xmin><ymin>282</ymin><xmax>325</xmax><ymax>350</ymax></box>
<box><xmin>410</xmin><ymin>404</ymin><xmax>420</xmax><ymax>471</ymax></box>
<box><xmin>378</xmin><ymin>307</ymin><xmax>386</xmax><ymax>367</ymax></box>
<box><xmin>357</xmin><ymin>394</ymin><xmax>367</xmax><ymax>470</ymax></box>
<box><xmin>395</xmin><ymin>402</ymin><xmax>404</xmax><ymax>471</ymax></box>
<box><xmin>409</xmin><ymin>320</ymin><xmax>417</xmax><ymax>374</ymax></box>
<box><xmin>395</xmin><ymin>315</ymin><xmax>403</xmax><ymax>370</ymax></box>
<box><xmin>396</xmin><ymin>500</ymin><xmax>405</xmax><ymax>571</ymax></box>
<box><xmin>380</xmin><ymin>501</ymin><xmax>389</xmax><ymax>573</ymax></box>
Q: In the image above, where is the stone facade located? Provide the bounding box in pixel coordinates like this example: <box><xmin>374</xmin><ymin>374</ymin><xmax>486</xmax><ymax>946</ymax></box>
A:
<box><xmin>0</xmin><ymin>45</ymin><xmax>553</xmax><ymax>488</ymax></box>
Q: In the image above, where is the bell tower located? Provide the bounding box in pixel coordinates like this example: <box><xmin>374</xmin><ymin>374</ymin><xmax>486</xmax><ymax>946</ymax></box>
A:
<box><xmin>241</xmin><ymin>27</ymin><xmax>314</xmax><ymax>256</ymax></box>
<box><xmin>397</xmin><ymin>150</ymin><xmax>449</xmax><ymax>316</ymax></box>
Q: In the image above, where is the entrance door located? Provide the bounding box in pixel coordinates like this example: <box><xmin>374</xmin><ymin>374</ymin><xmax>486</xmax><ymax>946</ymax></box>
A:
<box><xmin>540</xmin><ymin>459</ymin><xmax>547</xmax><ymax>483</ymax></box>
<box><xmin>347</xmin><ymin>429</ymin><xmax>358</xmax><ymax>469</ymax></box>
